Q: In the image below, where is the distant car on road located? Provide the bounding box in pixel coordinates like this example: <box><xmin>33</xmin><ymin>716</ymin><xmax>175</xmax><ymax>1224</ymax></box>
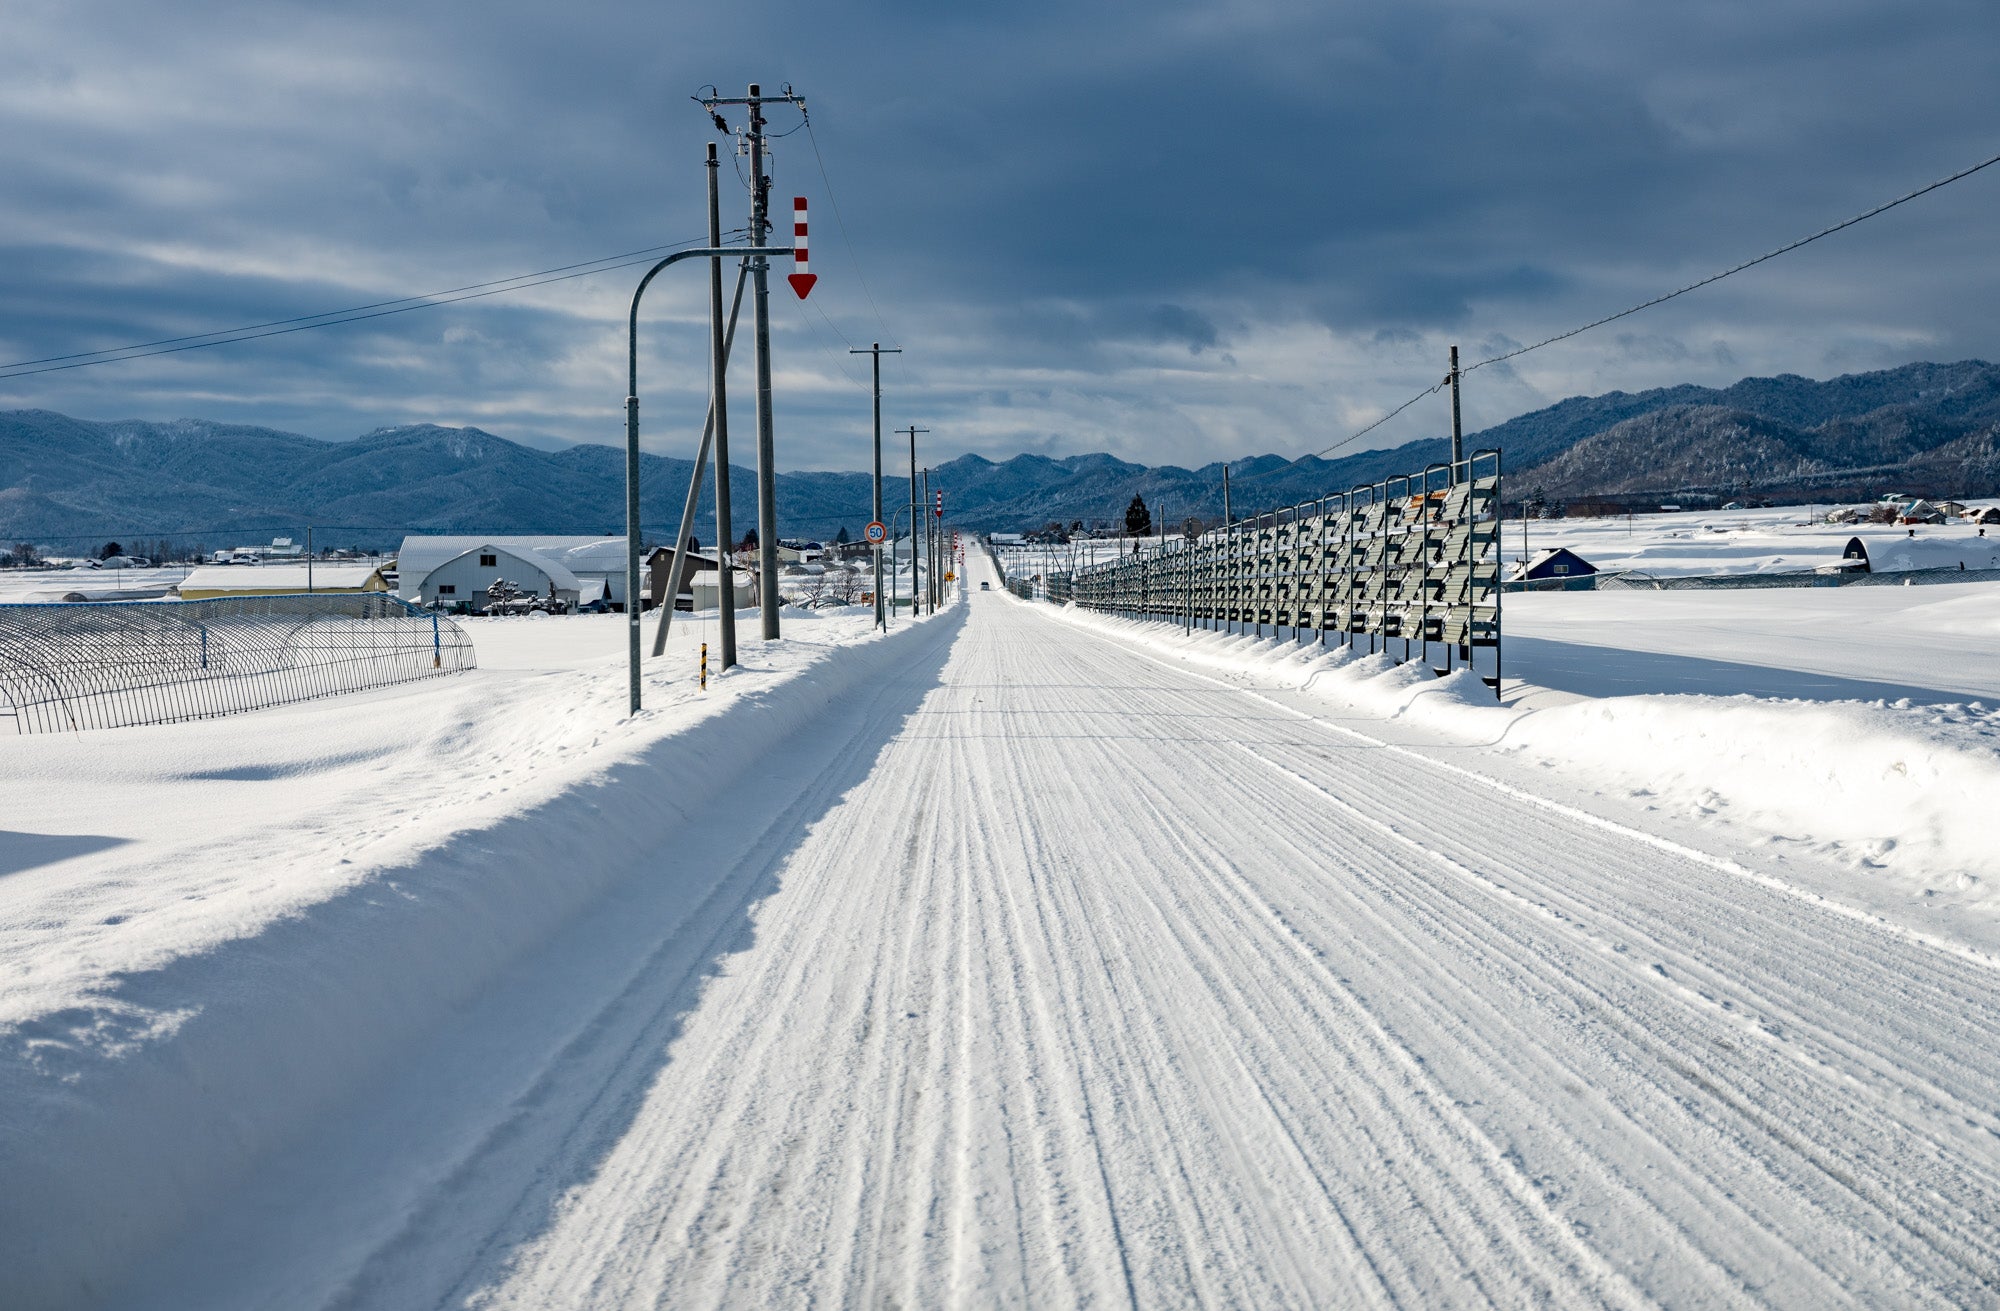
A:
<box><xmin>979</xmin><ymin>581</ymin><xmax>990</xmax><ymax>590</ymax></box>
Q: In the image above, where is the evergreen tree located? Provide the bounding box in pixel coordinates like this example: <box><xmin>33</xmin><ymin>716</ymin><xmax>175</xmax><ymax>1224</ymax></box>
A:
<box><xmin>1124</xmin><ymin>495</ymin><xmax>1152</xmax><ymax>538</ymax></box>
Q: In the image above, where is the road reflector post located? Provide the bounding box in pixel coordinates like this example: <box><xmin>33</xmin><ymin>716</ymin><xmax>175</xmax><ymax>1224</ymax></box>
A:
<box><xmin>701</xmin><ymin>641</ymin><xmax>709</xmax><ymax>691</ymax></box>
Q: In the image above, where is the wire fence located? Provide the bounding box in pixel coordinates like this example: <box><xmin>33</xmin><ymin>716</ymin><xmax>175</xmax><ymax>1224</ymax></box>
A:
<box><xmin>0</xmin><ymin>593</ymin><xmax>475</xmax><ymax>734</ymax></box>
<box><xmin>1009</xmin><ymin>452</ymin><xmax>1505</xmax><ymax>692</ymax></box>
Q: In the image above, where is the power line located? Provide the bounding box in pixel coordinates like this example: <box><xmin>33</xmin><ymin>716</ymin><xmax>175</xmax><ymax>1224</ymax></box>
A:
<box><xmin>1314</xmin><ymin>145</ymin><xmax>2000</xmax><ymax>459</ymax></box>
<box><xmin>1465</xmin><ymin>147</ymin><xmax>2000</xmax><ymax>376</ymax></box>
<box><xmin>780</xmin><ymin>289</ymin><xmax>871</xmax><ymax>391</ymax></box>
<box><xmin>803</xmin><ymin>115</ymin><xmax>900</xmax><ymax>353</ymax></box>
<box><xmin>1313</xmin><ymin>381</ymin><xmax>1449</xmax><ymax>460</ymax></box>
<box><xmin>0</xmin><ymin>232</ymin><xmax>736</xmax><ymax>381</ymax></box>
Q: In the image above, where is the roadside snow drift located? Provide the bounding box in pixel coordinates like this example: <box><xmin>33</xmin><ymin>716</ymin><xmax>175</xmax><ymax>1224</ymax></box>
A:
<box><xmin>0</xmin><ymin>602</ymin><xmax>963</xmax><ymax>1308</ymax></box>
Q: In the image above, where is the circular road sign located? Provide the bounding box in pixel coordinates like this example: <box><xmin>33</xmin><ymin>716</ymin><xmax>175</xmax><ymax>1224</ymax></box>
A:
<box><xmin>864</xmin><ymin>521</ymin><xmax>888</xmax><ymax>544</ymax></box>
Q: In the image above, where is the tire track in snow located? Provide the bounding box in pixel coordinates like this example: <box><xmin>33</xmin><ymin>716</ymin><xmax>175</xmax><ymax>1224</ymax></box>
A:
<box><xmin>1008</xmin><ymin>619</ymin><xmax>1656</xmax><ymax>1305</ymax></box>
<box><xmin>1217</xmin><ymin>737</ymin><xmax>1965</xmax><ymax>1301</ymax></box>
<box><xmin>1229</xmin><ymin>729</ymin><xmax>2000</xmax><ymax>1298</ymax></box>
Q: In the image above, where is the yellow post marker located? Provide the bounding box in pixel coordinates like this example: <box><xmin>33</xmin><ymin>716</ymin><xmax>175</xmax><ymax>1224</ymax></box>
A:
<box><xmin>701</xmin><ymin>642</ymin><xmax>709</xmax><ymax>691</ymax></box>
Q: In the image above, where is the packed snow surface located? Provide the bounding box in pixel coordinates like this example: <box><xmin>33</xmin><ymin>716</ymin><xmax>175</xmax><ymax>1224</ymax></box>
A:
<box><xmin>4</xmin><ymin>557</ymin><xmax>2000</xmax><ymax>1307</ymax></box>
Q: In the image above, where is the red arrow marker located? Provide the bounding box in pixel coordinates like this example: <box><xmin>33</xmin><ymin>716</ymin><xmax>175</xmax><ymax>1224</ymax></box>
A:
<box><xmin>788</xmin><ymin>196</ymin><xmax>816</xmax><ymax>299</ymax></box>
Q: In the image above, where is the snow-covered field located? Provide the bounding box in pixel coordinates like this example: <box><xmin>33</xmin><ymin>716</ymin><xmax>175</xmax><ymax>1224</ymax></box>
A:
<box><xmin>5</xmin><ymin>545</ymin><xmax>2000</xmax><ymax>1307</ymax></box>
<box><xmin>0</xmin><ymin>565</ymin><xmax>192</xmax><ymax>602</ymax></box>
<box><xmin>1513</xmin><ymin>502</ymin><xmax>2000</xmax><ymax>576</ymax></box>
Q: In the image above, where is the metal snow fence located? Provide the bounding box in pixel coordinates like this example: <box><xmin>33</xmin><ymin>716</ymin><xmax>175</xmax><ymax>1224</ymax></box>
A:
<box><xmin>0</xmin><ymin>593</ymin><xmax>476</xmax><ymax>734</ymax></box>
<box><xmin>1063</xmin><ymin>450</ymin><xmax>1504</xmax><ymax>692</ymax></box>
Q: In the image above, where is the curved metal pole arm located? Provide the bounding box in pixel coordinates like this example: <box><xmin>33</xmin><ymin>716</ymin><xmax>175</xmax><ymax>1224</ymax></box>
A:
<box><xmin>628</xmin><ymin>246</ymin><xmax>794</xmax><ymax>395</ymax></box>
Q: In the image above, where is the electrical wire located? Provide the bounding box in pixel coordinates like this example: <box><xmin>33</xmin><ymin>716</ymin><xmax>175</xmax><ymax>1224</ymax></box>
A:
<box><xmin>780</xmin><ymin>289</ymin><xmax>871</xmax><ymax>391</ymax></box>
<box><xmin>811</xmin><ymin>298</ymin><xmax>858</xmax><ymax>352</ymax></box>
<box><xmin>1313</xmin><ymin>381</ymin><xmax>1450</xmax><ymax>460</ymax></box>
<box><xmin>1313</xmin><ymin>145</ymin><xmax>2000</xmax><ymax>459</ymax></box>
<box><xmin>1</xmin><ymin>233</ymin><xmax>737</xmax><ymax>381</ymax></box>
<box><xmin>803</xmin><ymin>115</ymin><xmax>900</xmax><ymax>354</ymax></box>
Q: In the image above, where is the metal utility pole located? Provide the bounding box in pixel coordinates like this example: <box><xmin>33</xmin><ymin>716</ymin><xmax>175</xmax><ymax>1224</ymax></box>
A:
<box><xmin>1449</xmin><ymin>344</ymin><xmax>1464</xmax><ymax>477</ymax></box>
<box><xmin>851</xmin><ymin>342</ymin><xmax>900</xmax><ymax>629</ymax></box>
<box><xmin>900</xmin><ymin>425</ymin><xmax>927</xmax><ymax>614</ymax></box>
<box><xmin>921</xmin><ymin>466</ymin><xmax>933</xmax><ymax>610</ymax></box>
<box><xmin>653</xmin><ymin>143</ymin><xmax>746</xmax><ymax>664</ymax></box>
<box><xmin>747</xmin><ymin>84</ymin><xmax>781</xmax><ymax>640</ymax></box>
<box><xmin>702</xmin><ymin>81</ymin><xmax>806</xmax><ymax>642</ymax></box>
<box><xmin>710</xmin><ymin>150</ymin><xmax>740</xmax><ymax>668</ymax></box>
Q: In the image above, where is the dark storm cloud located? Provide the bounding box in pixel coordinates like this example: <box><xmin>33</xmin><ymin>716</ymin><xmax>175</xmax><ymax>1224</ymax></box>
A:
<box><xmin>2</xmin><ymin>0</ymin><xmax>1998</xmax><ymax>471</ymax></box>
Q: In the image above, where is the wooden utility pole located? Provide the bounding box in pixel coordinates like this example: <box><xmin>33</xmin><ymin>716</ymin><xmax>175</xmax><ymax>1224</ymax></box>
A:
<box><xmin>1449</xmin><ymin>344</ymin><xmax>1464</xmax><ymax>478</ymax></box>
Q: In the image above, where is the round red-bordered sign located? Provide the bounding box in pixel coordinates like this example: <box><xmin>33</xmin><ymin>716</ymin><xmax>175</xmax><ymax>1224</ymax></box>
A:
<box><xmin>864</xmin><ymin>520</ymin><xmax>888</xmax><ymax>544</ymax></box>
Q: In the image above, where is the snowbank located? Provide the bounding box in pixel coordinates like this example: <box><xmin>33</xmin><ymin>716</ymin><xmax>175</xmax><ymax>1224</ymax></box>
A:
<box><xmin>0</xmin><ymin>601</ymin><xmax>964</xmax><ymax>1307</ymax></box>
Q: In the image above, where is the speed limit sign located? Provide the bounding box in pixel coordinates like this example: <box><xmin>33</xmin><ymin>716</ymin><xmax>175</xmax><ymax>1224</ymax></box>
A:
<box><xmin>864</xmin><ymin>521</ymin><xmax>887</xmax><ymax>544</ymax></box>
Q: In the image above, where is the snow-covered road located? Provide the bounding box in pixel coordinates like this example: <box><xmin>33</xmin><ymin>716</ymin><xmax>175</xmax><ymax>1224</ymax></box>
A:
<box><xmin>66</xmin><ymin>556</ymin><xmax>2000</xmax><ymax>1306</ymax></box>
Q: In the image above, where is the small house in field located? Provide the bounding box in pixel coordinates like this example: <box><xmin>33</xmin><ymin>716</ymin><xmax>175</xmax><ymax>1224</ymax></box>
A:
<box><xmin>1968</xmin><ymin>506</ymin><xmax>2000</xmax><ymax>526</ymax></box>
<box><xmin>176</xmin><ymin>564</ymin><xmax>389</xmax><ymax>599</ymax></box>
<box><xmin>689</xmin><ymin>568</ymin><xmax>755</xmax><ymax>611</ymax></box>
<box><xmin>1897</xmin><ymin>500</ymin><xmax>1946</xmax><ymax>525</ymax></box>
<box><xmin>1820</xmin><ymin>537</ymin><xmax>1871</xmax><ymax>574</ymax></box>
<box><xmin>1510</xmin><ymin>547</ymin><xmax>1597</xmax><ymax>584</ymax></box>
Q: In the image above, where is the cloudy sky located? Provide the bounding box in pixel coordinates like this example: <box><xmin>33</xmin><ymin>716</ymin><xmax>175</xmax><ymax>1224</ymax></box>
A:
<box><xmin>2</xmin><ymin>0</ymin><xmax>1997</xmax><ymax>472</ymax></box>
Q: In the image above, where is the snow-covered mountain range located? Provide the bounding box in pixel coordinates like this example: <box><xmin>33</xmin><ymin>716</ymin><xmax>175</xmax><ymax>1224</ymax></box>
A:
<box><xmin>4</xmin><ymin>359</ymin><xmax>1997</xmax><ymax>547</ymax></box>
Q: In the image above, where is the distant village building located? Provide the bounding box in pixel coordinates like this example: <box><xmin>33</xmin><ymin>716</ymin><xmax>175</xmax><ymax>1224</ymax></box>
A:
<box><xmin>646</xmin><ymin>545</ymin><xmax>723</xmax><ymax>610</ymax></box>
<box><xmin>176</xmin><ymin>564</ymin><xmax>389</xmax><ymax>599</ymax></box>
<box><xmin>776</xmin><ymin>539</ymin><xmax>823</xmax><ymax>565</ymax></box>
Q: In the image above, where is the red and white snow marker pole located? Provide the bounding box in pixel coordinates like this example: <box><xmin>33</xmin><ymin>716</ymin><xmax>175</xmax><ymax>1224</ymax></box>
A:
<box><xmin>786</xmin><ymin>197</ymin><xmax>817</xmax><ymax>299</ymax></box>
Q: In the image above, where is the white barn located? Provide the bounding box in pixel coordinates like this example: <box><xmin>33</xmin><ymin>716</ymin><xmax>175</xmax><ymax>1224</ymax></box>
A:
<box><xmin>396</xmin><ymin>536</ymin><xmax>636</xmax><ymax>608</ymax></box>
<box><xmin>408</xmin><ymin>544</ymin><xmax>581</xmax><ymax>610</ymax></box>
